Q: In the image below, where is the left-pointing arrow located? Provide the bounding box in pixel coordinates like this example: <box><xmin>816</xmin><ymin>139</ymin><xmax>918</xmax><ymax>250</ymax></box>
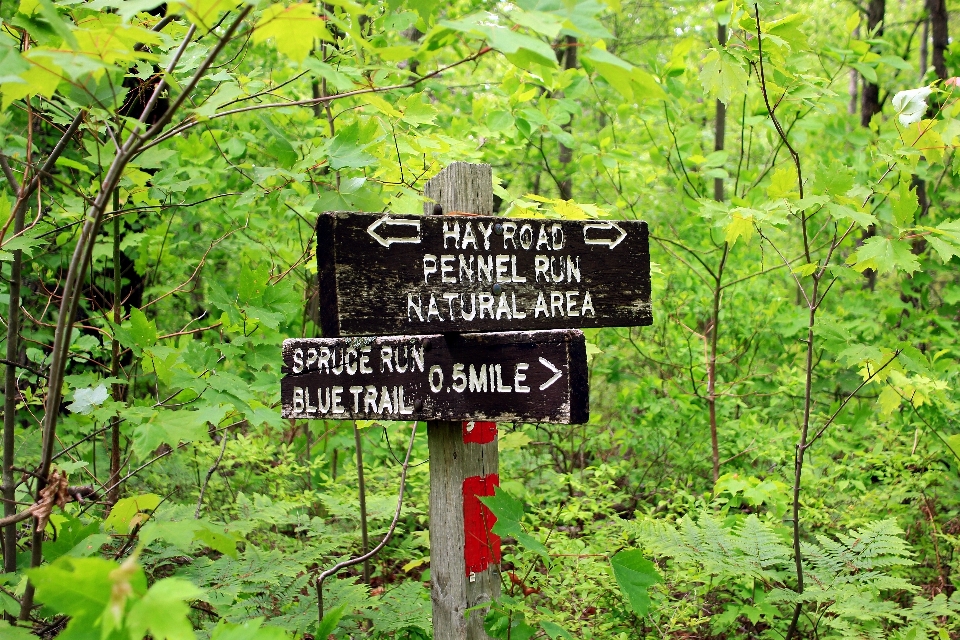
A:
<box><xmin>367</xmin><ymin>215</ymin><xmax>422</xmax><ymax>247</ymax></box>
<box><xmin>538</xmin><ymin>357</ymin><xmax>563</xmax><ymax>391</ymax></box>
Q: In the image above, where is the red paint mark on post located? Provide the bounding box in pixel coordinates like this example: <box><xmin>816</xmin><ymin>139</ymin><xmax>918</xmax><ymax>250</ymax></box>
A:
<box><xmin>463</xmin><ymin>473</ymin><xmax>501</xmax><ymax>575</ymax></box>
<box><xmin>463</xmin><ymin>421</ymin><xmax>497</xmax><ymax>444</ymax></box>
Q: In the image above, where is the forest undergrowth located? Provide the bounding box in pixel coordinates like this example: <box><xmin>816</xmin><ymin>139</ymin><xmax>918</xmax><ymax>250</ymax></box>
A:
<box><xmin>1</xmin><ymin>0</ymin><xmax>960</xmax><ymax>638</ymax></box>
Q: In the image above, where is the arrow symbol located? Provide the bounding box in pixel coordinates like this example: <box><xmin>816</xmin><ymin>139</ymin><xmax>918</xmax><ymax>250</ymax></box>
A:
<box><xmin>538</xmin><ymin>357</ymin><xmax>563</xmax><ymax>391</ymax></box>
<box><xmin>367</xmin><ymin>215</ymin><xmax>421</xmax><ymax>247</ymax></box>
<box><xmin>583</xmin><ymin>221</ymin><xmax>627</xmax><ymax>249</ymax></box>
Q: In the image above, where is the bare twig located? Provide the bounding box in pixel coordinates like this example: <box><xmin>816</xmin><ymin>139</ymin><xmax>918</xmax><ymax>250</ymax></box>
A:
<box><xmin>316</xmin><ymin>423</ymin><xmax>419</xmax><ymax>623</ymax></box>
<box><xmin>195</xmin><ymin>433</ymin><xmax>229</xmax><ymax>518</ymax></box>
<box><xmin>141</xmin><ymin>47</ymin><xmax>494</xmax><ymax>152</ymax></box>
<box><xmin>804</xmin><ymin>351</ymin><xmax>902</xmax><ymax>449</ymax></box>
<box><xmin>158</xmin><ymin>322</ymin><xmax>223</xmax><ymax>341</ymax></box>
<box><xmin>0</xmin><ymin>358</ymin><xmax>46</xmax><ymax>379</ymax></box>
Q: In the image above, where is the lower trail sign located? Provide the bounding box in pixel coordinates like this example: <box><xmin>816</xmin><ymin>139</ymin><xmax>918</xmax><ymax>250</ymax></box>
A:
<box><xmin>280</xmin><ymin>329</ymin><xmax>588</xmax><ymax>424</ymax></box>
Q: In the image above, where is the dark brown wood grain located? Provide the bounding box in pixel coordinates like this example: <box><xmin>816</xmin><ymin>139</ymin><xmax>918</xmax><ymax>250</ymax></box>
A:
<box><xmin>316</xmin><ymin>211</ymin><xmax>651</xmax><ymax>337</ymax></box>
<box><xmin>281</xmin><ymin>329</ymin><xmax>588</xmax><ymax>424</ymax></box>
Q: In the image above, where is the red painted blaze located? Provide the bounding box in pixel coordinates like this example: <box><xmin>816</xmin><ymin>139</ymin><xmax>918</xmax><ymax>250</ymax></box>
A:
<box><xmin>463</xmin><ymin>421</ymin><xmax>497</xmax><ymax>444</ymax></box>
<box><xmin>462</xmin><ymin>473</ymin><xmax>501</xmax><ymax>575</ymax></box>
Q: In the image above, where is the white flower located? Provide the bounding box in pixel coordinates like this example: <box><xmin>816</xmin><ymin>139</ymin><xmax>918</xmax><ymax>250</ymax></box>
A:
<box><xmin>892</xmin><ymin>86</ymin><xmax>933</xmax><ymax>126</ymax></box>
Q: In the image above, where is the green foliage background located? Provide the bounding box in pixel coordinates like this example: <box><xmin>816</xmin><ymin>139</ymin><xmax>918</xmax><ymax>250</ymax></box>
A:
<box><xmin>1</xmin><ymin>0</ymin><xmax>960</xmax><ymax>637</ymax></box>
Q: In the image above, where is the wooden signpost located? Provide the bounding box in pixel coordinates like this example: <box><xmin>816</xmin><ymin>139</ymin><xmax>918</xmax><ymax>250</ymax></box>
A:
<box><xmin>280</xmin><ymin>330</ymin><xmax>589</xmax><ymax>424</ymax></box>
<box><xmin>315</xmin><ymin>209</ymin><xmax>651</xmax><ymax>337</ymax></box>
<box><xmin>283</xmin><ymin>162</ymin><xmax>651</xmax><ymax>640</ymax></box>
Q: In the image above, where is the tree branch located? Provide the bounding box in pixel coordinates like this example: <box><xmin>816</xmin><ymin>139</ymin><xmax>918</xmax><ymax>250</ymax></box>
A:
<box><xmin>0</xmin><ymin>153</ymin><xmax>20</xmax><ymax>193</ymax></box>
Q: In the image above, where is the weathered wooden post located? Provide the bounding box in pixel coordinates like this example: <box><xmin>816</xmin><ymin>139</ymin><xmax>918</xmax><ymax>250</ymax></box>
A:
<box><xmin>423</xmin><ymin>163</ymin><xmax>499</xmax><ymax>640</ymax></box>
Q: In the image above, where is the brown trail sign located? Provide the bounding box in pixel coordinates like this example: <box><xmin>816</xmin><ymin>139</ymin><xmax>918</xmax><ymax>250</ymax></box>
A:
<box><xmin>280</xmin><ymin>329</ymin><xmax>588</xmax><ymax>424</ymax></box>
<box><xmin>290</xmin><ymin>162</ymin><xmax>651</xmax><ymax>640</ymax></box>
<box><xmin>316</xmin><ymin>210</ymin><xmax>651</xmax><ymax>337</ymax></box>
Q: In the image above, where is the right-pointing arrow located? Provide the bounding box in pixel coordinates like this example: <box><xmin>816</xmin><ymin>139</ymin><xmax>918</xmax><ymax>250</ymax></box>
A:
<box><xmin>538</xmin><ymin>357</ymin><xmax>563</xmax><ymax>391</ymax></box>
<box><xmin>583</xmin><ymin>221</ymin><xmax>627</xmax><ymax>249</ymax></box>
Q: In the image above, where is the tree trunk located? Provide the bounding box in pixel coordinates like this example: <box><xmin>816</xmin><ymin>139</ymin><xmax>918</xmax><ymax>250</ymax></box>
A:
<box><xmin>849</xmin><ymin>25</ymin><xmax>860</xmax><ymax>114</ymax></box>
<box><xmin>929</xmin><ymin>0</ymin><xmax>948</xmax><ymax>80</ymax></box>
<box><xmin>860</xmin><ymin>0</ymin><xmax>884</xmax><ymax>128</ymax></box>
<box><xmin>353</xmin><ymin>423</ymin><xmax>370</xmax><ymax>584</ymax></box>
<box><xmin>919</xmin><ymin>17</ymin><xmax>929</xmax><ymax>80</ymax></box>
<box><xmin>2</xmin><ymin>195</ymin><xmax>27</xmax><ymax>575</ymax></box>
<box><xmin>913</xmin><ymin>1</ymin><xmax>946</xmax><ymax>255</ymax></box>
<box><xmin>714</xmin><ymin>24</ymin><xmax>727</xmax><ymax>203</ymax></box>
<box><xmin>558</xmin><ymin>35</ymin><xmax>577</xmax><ymax>200</ymax></box>
<box><xmin>859</xmin><ymin>0</ymin><xmax>884</xmax><ymax>290</ymax></box>
<box><xmin>708</xmin><ymin>22</ymin><xmax>728</xmax><ymax>484</ymax></box>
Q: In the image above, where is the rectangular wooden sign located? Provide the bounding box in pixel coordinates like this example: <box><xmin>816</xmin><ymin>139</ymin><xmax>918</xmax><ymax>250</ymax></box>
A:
<box><xmin>280</xmin><ymin>329</ymin><xmax>588</xmax><ymax>424</ymax></box>
<box><xmin>317</xmin><ymin>211</ymin><xmax>651</xmax><ymax>336</ymax></box>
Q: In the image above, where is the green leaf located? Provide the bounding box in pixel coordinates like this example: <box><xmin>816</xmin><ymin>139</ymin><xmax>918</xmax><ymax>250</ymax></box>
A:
<box><xmin>132</xmin><ymin>404</ymin><xmax>228</xmax><ymax>459</ymax></box>
<box><xmin>510</xmin><ymin>8</ymin><xmax>563</xmax><ymax>39</ymax></box>
<box><xmin>714</xmin><ymin>0</ymin><xmax>732</xmax><ymax>26</ymax></box>
<box><xmin>0</xmin><ymin>229</ymin><xmax>44</xmax><ymax>261</ymax></box>
<box><xmin>540</xmin><ymin>620</ymin><xmax>574</xmax><ymax>640</ymax></box>
<box><xmin>441</xmin><ymin>14</ymin><xmax>558</xmax><ymax>69</ymax></box>
<box><xmin>55</xmin><ymin>156</ymin><xmax>93</xmax><ymax>174</ymax></box>
<box><xmin>0</xmin><ymin>621</ymin><xmax>34</xmax><ymax>640</ymax></box>
<box><xmin>515</xmin><ymin>531</ymin><xmax>549</xmax><ymax>556</ymax></box>
<box><xmin>114</xmin><ymin>307</ymin><xmax>157</xmax><ymax>355</ymax></box>
<box><xmin>29</xmin><ymin>556</ymin><xmax>146</xmax><ymax>638</ymax></box>
<box><xmin>499</xmin><ymin>430</ymin><xmax>532</xmax><ymax>451</ymax></box>
<box><xmin>480</xmin><ymin>486</ymin><xmax>524</xmax><ymax>522</ymax></box>
<box><xmin>581</xmin><ymin>46</ymin><xmax>665</xmax><ymax>101</ymax></box>
<box><xmin>847</xmin><ymin>236</ymin><xmax>921</xmax><ymax>274</ymax></box>
<box><xmin>259</xmin><ymin>115</ymin><xmax>298</xmax><ymax>168</ymax></box>
<box><xmin>487</xmin><ymin>109</ymin><xmax>515</xmax><ymax>132</ymax></box>
<box><xmin>126</xmin><ymin>578</ymin><xmax>204</xmax><ymax>640</ymax></box>
<box><xmin>610</xmin><ymin>549</ymin><xmax>662</xmax><ymax>615</ymax></box>
<box><xmin>826</xmin><ymin>202</ymin><xmax>877</xmax><ymax>229</ymax></box>
<box><xmin>844</xmin><ymin>10</ymin><xmax>860</xmax><ymax>32</ymax></box>
<box><xmin>252</xmin><ymin>2</ymin><xmax>332</xmax><ymax>62</ymax></box>
<box><xmin>194</xmin><ymin>524</ymin><xmax>239</xmax><ymax>559</ymax></box>
<box><xmin>316</xmin><ymin>604</ymin><xmax>347</xmax><ymax>639</ymax></box>
<box><xmin>400</xmin><ymin>96</ymin><xmax>438</xmax><ymax>126</ymax></box>
<box><xmin>211</xmin><ymin>618</ymin><xmax>292</xmax><ymax>640</ymax></box>
<box><xmin>327</xmin><ymin>121</ymin><xmax>376</xmax><ymax>170</ymax></box>
<box><xmin>926</xmin><ymin>219</ymin><xmax>960</xmax><ymax>263</ymax></box>
<box><xmin>496</xmin><ymin>31</ymin><xmax>557</xmax><ymax>69</ymax></box>
<box><xmin>945</xmin><ymin>434</ymin><xmax>960</xmax><ymax>463</ymax></box>
<box><xmin>765</xmin><ymin>14</ymin><xmax>809</xmax><ymax>51</ymax></box>
<box><xmin>43</xmin><ymin>513</ymin><xmax>99</xmax><ymax>562</ymax></box>
<box><xmin>851</xmin><ymin>62</ymin><xmax>877</xmax><ymax>83</ymax></box>
<box><xmin>585</xmin><ymin>340</ymin><xmax>603</xmax><ymax>362</ymax></box>
<box><xmin>891</xmin><ymin>180</ymin><xmax>919</xmax><ymax>228</ymax></box>
<box><xmin>766</xmin><ymin>166</ymin><xmax>798</xmax><ymax>199</ymax></box>
<box><xmin>140</xmin><ymin>518</ymin><xmax>203</xmax><ymax>550</ymax></box>
<box><xmin>878</xmin><ymin>386</ymin><xmax>901</xmax><ymax>416</ymax></box>
<box><xmin>700</xmin><ymin>48</ymin><xmax>748</xmax><ymax>106</ymax></box>
<box><xmin>723</xmin><ymin>211</ymin><xmax>755</xmax><ymax>246</ymax></box>
<box><xmin>104</xmin><ymin>493</ymin><xmax>161</xmax><ymax>534</ymax></box>
<box><xmin>878</xmin><ymin>55</ymin><xmax>912</xmax><ymax>71</ymax></box>
<box><xmin>791</xmin><ymin>263</ymin><xmax>818</xmax><ymax>277</ymax></box>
